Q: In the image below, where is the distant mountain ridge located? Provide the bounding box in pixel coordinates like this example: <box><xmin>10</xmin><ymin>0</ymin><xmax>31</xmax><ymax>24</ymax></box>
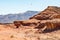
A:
<box><xmin>0</xmin><ymin>11</ymin><xmax>38</xmax><ymax>23</ymax></box>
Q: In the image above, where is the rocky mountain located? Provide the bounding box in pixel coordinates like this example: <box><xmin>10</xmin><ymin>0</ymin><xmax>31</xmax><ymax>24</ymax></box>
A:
<box><xmin>30</xmin><ymin>6</ymin><xmax>60</xmax><ymax>20</ymax></box>
<box><xmin>14</xmin><ymin>6</ymin><xmax>60</xmax><ymax>32</ymax></box>
<box><xmin>0</xmin><ymin>6</ymin><xmax>60</xmax><ymax>40</ymax></box>
<box><xmin>0</xmin><ymin>11</ymin><xmax>38</xmax><ymax>23</ymax></box>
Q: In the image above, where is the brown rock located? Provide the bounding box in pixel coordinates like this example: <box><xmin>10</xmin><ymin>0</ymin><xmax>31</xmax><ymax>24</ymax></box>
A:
<box><xmin>36</xmin><ymin>19</ymin><xmax>60</xmax><ymax>32</ymax></box>
<box><xmin>14</xmin><ymin>19</ymin><xmax>40</xmax><ymax>28</ymax></box>
<box><xmin>49</xmin><ymin>14</ymin><xmax>60</xmax><ymax>19</ymax></box>
<box><xmin>30</xmin><ymin>6</ymin><xmax>60</xmax><ymax>20</ymax></box>
<box><xmin>13</xmin><ymin>6</ymin><xmax>60</xmax><ymax>32</ymax></box>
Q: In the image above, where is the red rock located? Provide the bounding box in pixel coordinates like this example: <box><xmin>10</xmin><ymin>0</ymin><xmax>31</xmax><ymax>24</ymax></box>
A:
<box><xmin>13</xmin><ymin>6</ymin><xmax>60</xmax><ymax>32</ymax></box>
<box><xmin>13</xmin><ymin>19</ymin><xmax>40</xmax><ymax>28</ymax></box>
<box><xmin>30</xmin><ymin>6</ymin><xmax>60</xmax><ymax>20</ymax></box>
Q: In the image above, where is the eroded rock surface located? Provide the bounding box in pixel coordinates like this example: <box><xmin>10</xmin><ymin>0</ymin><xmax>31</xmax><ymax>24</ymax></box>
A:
<box><xmin>30</xmin><ymin>6</ymin><xmax>60</xmax><ymax>20</ymax></box>
<box><xmin>7</xmin><ymin>6</ymin><xmax>60</xmax><ymax>40</ymax></box>
<box><xmin>13</xmin><ymin>6</ymin><xmax>60</xmax><ymax>32</ymax></box>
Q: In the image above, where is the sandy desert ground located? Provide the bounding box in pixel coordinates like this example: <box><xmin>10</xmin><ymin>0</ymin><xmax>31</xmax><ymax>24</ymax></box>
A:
<box><xmin>0</xmin><ymin>24</ymin><xmax>60</xmax><ymax>40</ymax></box>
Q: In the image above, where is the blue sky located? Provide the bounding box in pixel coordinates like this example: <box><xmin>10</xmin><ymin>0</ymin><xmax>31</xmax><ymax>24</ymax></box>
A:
<box><xmin>0</xmin><ymin>0</ymin><xmax>60</xmax><ymax>15</ymax></box>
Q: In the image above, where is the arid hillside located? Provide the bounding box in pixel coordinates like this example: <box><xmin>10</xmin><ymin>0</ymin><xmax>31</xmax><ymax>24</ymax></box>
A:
<box><xmin>30</xmin><ymin>6</ymin><xmax>60</xmax><ymax>20</ymax></box>
<box><xmin>0</xmin><ymin>6</ymin><xmax>60</xmax><ymax>40</ymax></box>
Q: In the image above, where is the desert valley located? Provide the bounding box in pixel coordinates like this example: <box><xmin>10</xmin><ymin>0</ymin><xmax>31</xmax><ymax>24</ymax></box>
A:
<box><xmin>0</xmin><ymin>6</ymin><xmax>60</xmax><ymax>40</ymax></box>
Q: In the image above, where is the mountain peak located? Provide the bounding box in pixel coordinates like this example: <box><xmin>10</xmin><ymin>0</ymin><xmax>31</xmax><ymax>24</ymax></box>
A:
<box><xmin>30</xmin><ymin>6</ymin><xmax>60</xmax><ymax>20</ymax></box>
<box><xmin>46</xmin><ymin>6</ymin><xmax>60</xmax><ymax>10</ymax></box>
<box><xmin>0</xmin><ymin>11</ymin><xmax>38</xmax><ymax>23</ymax></box>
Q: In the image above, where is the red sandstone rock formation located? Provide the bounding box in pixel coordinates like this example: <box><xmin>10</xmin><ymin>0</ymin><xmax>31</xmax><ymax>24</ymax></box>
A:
<box><xmin>30</xmin><ymin>6</ymin><xmax>60</xmax><ymax>20</ymax></box>
<box><xmin>14</xmin><ymin>19</ymin><xmax>40</xmax><ymax>28</ymax></box>
<box><xmin>35</xmin><ymin>19</ymin><xmax>60</xmax><ymax>32</ymax></box>
<box><xmin>13</xmin><ymin>6</ymin><xmax>60</xmax><ymax>32</ymax></box>
<box><xmin>49</xmin><ymin>14</ymin><xmax>60</xmax><ymax>19</ymax></box>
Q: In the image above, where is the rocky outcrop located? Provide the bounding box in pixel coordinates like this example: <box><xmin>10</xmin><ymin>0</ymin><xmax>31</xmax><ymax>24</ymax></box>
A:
<box><xmin>14</xmin><ymin>19</ymin><xmax>40</xmax><ymax>28</ymax></box>
<box><xmin>30</xmin><ymin>6</ymin><xmax>60</xmax><ymax>20</ymax></box>
<box><xmin>13</xmin><ymin>6</ymin><xmax>60</xmax><ymax>32</ymax></box>
<box><xmin>35</xmin><ymin>19</ymin><xmax>60</xmax><ymax>32</ymax></box>
<box><xmin>49</xmin><ymin>14</ymin><xmax>60</xmax><ymax>19</ymax></box>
